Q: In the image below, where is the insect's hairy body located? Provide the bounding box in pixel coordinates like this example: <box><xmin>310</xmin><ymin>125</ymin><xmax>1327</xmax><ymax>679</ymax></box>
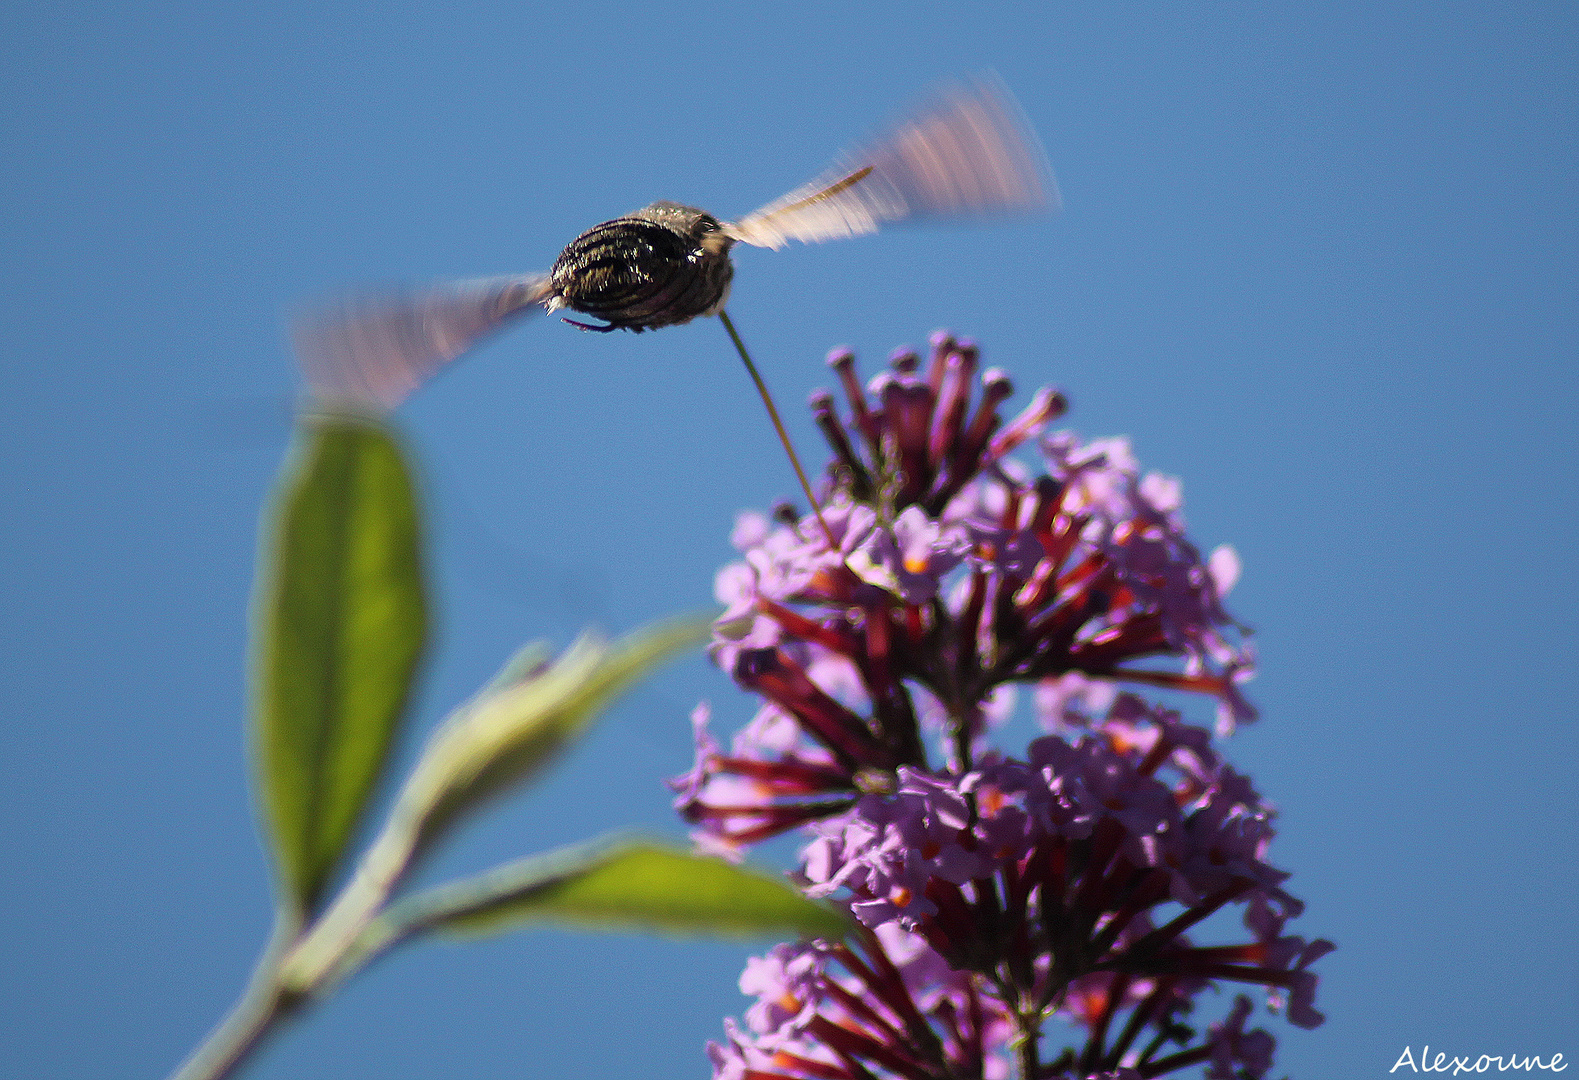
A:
<box><xmin>550</xmin><ymin>203</ymin><xmax>735</xmax><ymax>333</ymax></box>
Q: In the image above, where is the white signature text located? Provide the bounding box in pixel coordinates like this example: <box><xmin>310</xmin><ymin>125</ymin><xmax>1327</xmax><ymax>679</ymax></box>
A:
<box><xmin>1392</xmin><ymin>1047</ymin><xmax>1566</xmax><ymax>1074</ymax></box>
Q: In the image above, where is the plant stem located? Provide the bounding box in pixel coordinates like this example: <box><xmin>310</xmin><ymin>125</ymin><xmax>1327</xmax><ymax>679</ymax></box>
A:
<box><xmin>718</xmin><ymin>310</ymin><xmax>836</xmax><ymax>549</ymax></box>
<box><xmin>952</xmin><ymin>713</ymin><xmax>974</xmax><ymax>774</ymax></box>
<box><xmin>167</xmin><ymin>921</ymin><xmax>306</xmax><ymax>1080</ymax></box>
<box><xmin>169</xmin><ymin>809</ymin><xmax>422</xmax><ymax>1080</ymax></box>
<box><xmin>1016</xmin><ymin>1008</ymin><xmax>1042</xmax><ymax>1080</ymax></box>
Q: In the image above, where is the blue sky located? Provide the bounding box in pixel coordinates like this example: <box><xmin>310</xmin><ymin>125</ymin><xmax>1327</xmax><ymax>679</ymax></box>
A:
<box><xmin>2</xmin><ymin>2</ymin><xmax>1575</xmax><ymax>1078</ymax></box>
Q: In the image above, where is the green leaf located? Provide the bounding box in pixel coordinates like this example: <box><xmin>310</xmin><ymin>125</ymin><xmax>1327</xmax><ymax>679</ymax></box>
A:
<box><xmin>381</xmin><ymin>837</ymin><xmax>849</xmax><ymax>944</ymax></box>
<box><xmin>391</xmin><ymin>617</ymin><xmax>710</xmax><ymax>863</ymax></box>
<box><xmin>251</xmin><ymin>411</ymin><xmax>427</xmax><ymax>917</ymax></box>
<box><xmin>273</xmin><ymin>617</ymin><xmax>710</xmax><ymax>995</ymax></box>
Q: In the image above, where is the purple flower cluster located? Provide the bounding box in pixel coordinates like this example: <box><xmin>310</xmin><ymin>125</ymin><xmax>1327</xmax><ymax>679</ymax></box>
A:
<box><xmin>709</xmin><ymin>925</ymin><xmax>1019</xmax><ymax>1080</ymax></box>
<box><xmin>672</xmin><ymin>334</ymin><xmax>1329</xmax><ymax>1079</ymax></box>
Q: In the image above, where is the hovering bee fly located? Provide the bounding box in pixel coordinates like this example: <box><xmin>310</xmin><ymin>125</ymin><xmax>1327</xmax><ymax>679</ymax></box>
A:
<box><xmin>294</xmin><ymin>78</ymin><xmax>1056</xmax><ymax>407</ymax></box>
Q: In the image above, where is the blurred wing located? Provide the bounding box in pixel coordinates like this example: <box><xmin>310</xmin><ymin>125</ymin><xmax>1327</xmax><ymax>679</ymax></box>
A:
<box><xmin>291</xmin><ymin>274</ymin><xmax>553</xmax><ymax>408</ymax></box>
<box><xmin>724</xmin><ymin>76</ymin><xmax>1056</xmax><ymax>251</ymax></box>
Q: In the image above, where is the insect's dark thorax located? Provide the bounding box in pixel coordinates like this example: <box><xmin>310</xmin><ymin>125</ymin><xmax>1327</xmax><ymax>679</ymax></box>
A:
<box><xmin>549</xmin><ymin>215</ymin><xmax>734</xmax><ymax>332</ymax></box>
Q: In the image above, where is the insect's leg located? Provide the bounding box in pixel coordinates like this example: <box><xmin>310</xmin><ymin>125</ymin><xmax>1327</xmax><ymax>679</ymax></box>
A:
<box><xmin>561</xmin><ymin>317</ymin><xmax>620</xmax><ymax>333</ymax></box>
